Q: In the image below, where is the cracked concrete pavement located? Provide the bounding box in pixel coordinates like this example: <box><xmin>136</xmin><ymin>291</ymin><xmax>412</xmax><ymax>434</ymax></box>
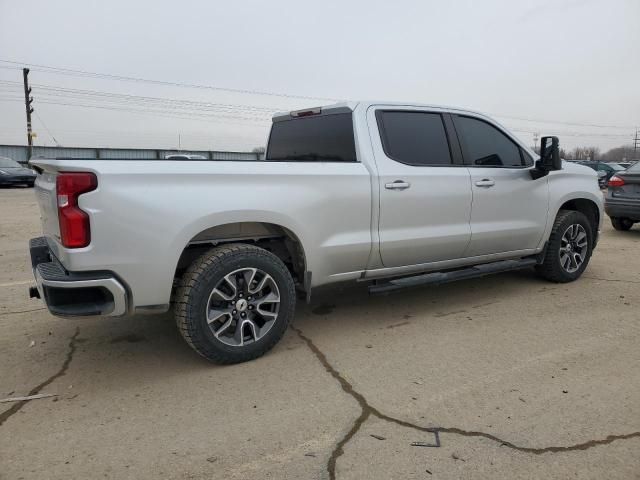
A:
<box><xmin>1</xmin><ymin>188</ymin><xmax>639</xmax><ymax>479</ymax></box>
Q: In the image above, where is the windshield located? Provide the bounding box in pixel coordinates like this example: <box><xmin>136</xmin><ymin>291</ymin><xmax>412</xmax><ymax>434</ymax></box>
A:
<box><xmin>0</xmin><ymin>158</ymin><xmax>21</xmax><ymax>168</ymax></box>
<box><xmin>627</xmin><ymin>162</ymin><xmax>640</xmax><ymax>173</ymax></box>
<box><xmin>608</xmin><ymin>163</ymin><xmax>625</xmax><ymax>171</ymax></box>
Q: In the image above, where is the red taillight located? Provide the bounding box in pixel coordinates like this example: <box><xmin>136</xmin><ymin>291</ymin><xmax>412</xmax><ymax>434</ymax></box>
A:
<box><xmin>56</xmin><ymin>172</ymin><xmax>97</xmax><ymax>248</ymax></box>
<box><xmin>608</xmin><ymin>175</ymin><xmax>625</xmax><ymax>187</ymax></box>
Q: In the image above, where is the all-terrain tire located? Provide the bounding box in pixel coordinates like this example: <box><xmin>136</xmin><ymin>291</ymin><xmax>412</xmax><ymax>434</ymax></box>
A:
<box><xmin>610</xmin><ymin>217</ymin><xmax>633</xmax><ymax>231</ymax></box>
<box><xmin>536</xmin><ymin>210</ymin><xmax>593</xmax><ymax>283</ymax></box>
<box><xmin>174</xmin><ymin>243</ymin><xmax>296</xmax><ymax>364</ymax></box>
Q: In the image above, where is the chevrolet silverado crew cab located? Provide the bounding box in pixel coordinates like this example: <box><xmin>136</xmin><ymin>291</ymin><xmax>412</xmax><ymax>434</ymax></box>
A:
<box><xmin>28</xmin><ymin>101</ymin><xmax>603</xmax><ymax>364</ymax></box>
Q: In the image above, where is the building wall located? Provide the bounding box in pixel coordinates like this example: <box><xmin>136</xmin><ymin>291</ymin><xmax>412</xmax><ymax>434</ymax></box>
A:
<box><xmin>0</xmin><ymin>145</ymin><xmax>261</xmax><ymax>163</ymax></box>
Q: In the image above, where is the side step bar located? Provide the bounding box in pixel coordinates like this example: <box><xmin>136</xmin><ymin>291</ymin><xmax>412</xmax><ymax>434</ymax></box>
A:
<box><xmin>369</xmin><ymin>258</ymin><xmax>539</xmax><ymax>295</ymax></box>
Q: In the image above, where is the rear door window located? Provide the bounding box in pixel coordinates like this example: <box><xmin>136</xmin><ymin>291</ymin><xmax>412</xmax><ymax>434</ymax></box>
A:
<box><xmin>454</xmin><ymin>116</ymin><xmax>524</xmax><ymax>167</ymax></box>
<box><xmin>266</xmin><ymin>113</ymin><xmax>357</xmax><ymax>162</ymax></box>
<box><xmin>376</xmin><ymin>111</ymin><xmax>452</xmax><ymax>166</ymax></box>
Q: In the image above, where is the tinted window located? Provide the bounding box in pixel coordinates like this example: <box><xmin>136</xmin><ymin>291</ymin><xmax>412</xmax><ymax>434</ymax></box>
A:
<box><xmin>455</xmin><ymin>116</ymin><xmax>523</xmax><ymax>167</ymax></box>
<box><xmin>377</xmin><ymin>111</ymin><xmax>452</xmax><ymax>166</ymax></box>
<box><xmin>266</xmin><ymin>113</ymin><xmax>356</xmax><ymax>162</ymax></box>
<box><xmin>608</xmin><ymin>163</ymin><xmax>625</xmax><ymax>171</ymax></box>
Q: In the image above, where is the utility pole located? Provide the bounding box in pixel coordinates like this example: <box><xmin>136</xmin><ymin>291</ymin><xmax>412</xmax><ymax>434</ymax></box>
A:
<box><xmin>22</xmin><ymin>68</ymin><xmax>34</xmax><ymax>160</ymax></box>
<box><xmin>634</xmin><ymin>128</ymin><xmax>639</xmax><ymax>161</ymax></box>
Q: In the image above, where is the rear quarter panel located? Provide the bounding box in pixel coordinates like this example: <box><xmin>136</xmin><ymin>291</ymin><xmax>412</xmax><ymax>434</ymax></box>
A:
<box><xmin>31</xmin><ymin>159</ymin><xmax>372</xmax><ymax>308</ymax></box>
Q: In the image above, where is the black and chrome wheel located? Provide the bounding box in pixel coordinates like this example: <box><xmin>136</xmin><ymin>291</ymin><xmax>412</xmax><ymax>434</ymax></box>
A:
<box><xmin>536</xmin><ymin>210</ymin><xmax>593</xmax><ymax>283</ymax></box>
<box><xmin>206</xmin><ymin>267</ymin><xmax>281</xmax><ymax>347</ymax></box>
<box><xmin>175</xmin><ymin>244</ymin><xmax>296</xmax><ymax>364</ymax></box>
<box><xmin>558</xmin><ymin>224</ymin><xmax>588</xmax><ymax>273</ymax></box>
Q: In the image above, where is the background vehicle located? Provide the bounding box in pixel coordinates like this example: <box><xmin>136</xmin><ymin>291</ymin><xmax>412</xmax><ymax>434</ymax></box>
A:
<box><xmin>28</xmin><ymin>102</ymin><xmax>603</xmax><ymax>364</ymax></box>
<box><xmin>605</xmin><ymin>161</ymin><xmax>640</xmax><ymax>230</ymax></box>
<box><xmin>164</xmin><ymin>154</ymin><xmax>208</xmax><ymax>160</ymax></box>
<box><xmin>0</xmin><ymin>156</ymin><xmax>36</xmax><ymax>187</ymax></box>
<box><xmin>574</xmin><ymin>160</ymin><xmax>625</xmax><ymax>186</ymax></box>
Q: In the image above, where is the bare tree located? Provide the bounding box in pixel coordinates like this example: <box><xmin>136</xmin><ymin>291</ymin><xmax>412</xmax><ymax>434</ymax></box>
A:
<box><xmin>602</xmin><ymin>144</ymin><xmax>636</xmax><ymax>162</ymax></box>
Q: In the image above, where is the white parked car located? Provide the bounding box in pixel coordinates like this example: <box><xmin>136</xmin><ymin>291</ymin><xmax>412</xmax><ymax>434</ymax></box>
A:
<box><xmin>164</xmin><ymin>154</ymin><xmax>207</xmax><ymax>160</ymax></box>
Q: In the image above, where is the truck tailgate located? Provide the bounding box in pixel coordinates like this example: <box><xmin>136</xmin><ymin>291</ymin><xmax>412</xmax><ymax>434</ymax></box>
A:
<box><xmin>33</xmin><ymin>168</ymin><xmax>61</xmax><ymax>242</ymax></box>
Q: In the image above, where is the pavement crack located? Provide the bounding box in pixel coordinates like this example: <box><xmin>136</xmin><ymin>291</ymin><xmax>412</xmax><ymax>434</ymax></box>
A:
<box><xmin>292</xmin><ymin>325</ymin><xmax>640</xmax><ymax>478</ymax></box>
<box><xmin>0</xmin><ymin>307</ymin><xmax>46</xmax><ymax>316</ymax></box>
<box><xmin>583</xmin><ymin>276</ymin><xmax>640</xmax><ymax>284</ymax></box>
<box><xmin>0</xmin><ymin>327</ymin><xmax>79</xmax><ymax>427</ymax></box>
<box><xmin>293</xmin><ymin>325</ymin><xmax>436</xmax><ymax>480</ymax></box>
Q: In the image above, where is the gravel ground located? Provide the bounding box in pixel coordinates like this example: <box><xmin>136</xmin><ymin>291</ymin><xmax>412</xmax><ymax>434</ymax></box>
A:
<box><xmin>0</xmin><ymin>187</ymin><xmax>638</xmax><ymax>479</ymax></box>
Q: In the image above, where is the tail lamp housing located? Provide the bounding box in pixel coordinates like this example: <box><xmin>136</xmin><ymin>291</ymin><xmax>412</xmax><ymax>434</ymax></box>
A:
<box><xmin>56</xmin><ymin>172</ymin><xmax>98</xmax><ymax>248</ymax></box>
<box><xmin>607</xmin><ymin>175</ymin><xmax>625</xmax><ymax>187</ymax></box>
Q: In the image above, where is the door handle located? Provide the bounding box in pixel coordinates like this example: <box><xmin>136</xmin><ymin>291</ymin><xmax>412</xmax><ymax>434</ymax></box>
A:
<box><xmin>385</xmin><ymin>180</ymin><xmax>411</xmax><ymax>190</ymax></box>
<box><xmin>475</xmin><ymin>179</ymin><xmax>495</xmax><ymax>187</ymax></box>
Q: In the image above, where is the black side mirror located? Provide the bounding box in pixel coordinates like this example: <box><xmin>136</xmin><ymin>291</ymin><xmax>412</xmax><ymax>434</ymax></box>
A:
<box><xmin>531</xmin><ymin>136</ymin><xmax>562</xmax><ymax>179</ymax></box>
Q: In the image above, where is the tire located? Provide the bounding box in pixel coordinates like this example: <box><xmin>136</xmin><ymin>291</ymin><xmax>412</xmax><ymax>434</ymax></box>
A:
<box><xmin>536</xmin><ymin>210</ymin><xmax>593</xmax><ymax>283</ymax></box>
<box><xmin>611</xmin><ymin>217</ymin><xmax>633</xmax><ymax>231</ymax></box>
<box><xmin>174</xmin><ymin>244</ymin><xmax>296</xmax><ymax>364</ymax></box>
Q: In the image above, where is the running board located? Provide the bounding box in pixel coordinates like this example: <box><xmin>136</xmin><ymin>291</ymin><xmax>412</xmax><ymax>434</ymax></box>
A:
<box><xmin>369</xmin><ymin>258</ymin><xmax>538</xmax><ymax>295</ymax></box>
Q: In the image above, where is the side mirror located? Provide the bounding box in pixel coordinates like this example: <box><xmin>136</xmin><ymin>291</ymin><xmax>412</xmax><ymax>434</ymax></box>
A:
<box><xmin>531</xmin><ymin>136</ymin><xmax>562</xmax><ymax>179</ymax></box>
<box><xmin>540</xmin><ymin>136</ymin><xmax>561</xmax><ymax>170</ymax></box>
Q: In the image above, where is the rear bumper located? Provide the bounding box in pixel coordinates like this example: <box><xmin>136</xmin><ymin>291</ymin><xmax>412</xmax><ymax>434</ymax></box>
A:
<box><xmin>29</xmin><ymin>237</ymin><xmax>128</xmax><ymax>317</ymax></box>
<box><xmin>605</xmin><ymin>198</ymin><xmax>640</xmax><ymax>221</ymax></box>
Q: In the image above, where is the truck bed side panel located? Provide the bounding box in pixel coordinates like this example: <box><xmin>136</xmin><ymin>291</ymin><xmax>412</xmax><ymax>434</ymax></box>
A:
<box><xmin>30</xmin><ymin>159</ymin><xmax>372</xmax><ymax>308</ymax></box>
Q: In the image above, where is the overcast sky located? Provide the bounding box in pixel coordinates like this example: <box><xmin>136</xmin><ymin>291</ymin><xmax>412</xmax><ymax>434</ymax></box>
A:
<box><xmin>0</xmin><ymin>0</ymin><xmax>638</xmax><ymax>152</ymax></box>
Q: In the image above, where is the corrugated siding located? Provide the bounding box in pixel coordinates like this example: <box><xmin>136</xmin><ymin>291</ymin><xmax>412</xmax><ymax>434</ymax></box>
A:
<box><xmin>34</xmin><ymin>147</ymin><xmax>96</xmax><ymax>159</ymax></box>
<box><xmin>0</xmin><ymin>145</ymin><xmax>29</xmax><ymax>163</ymax></box>
<box><xmin>99</xmin><ymin>149</ymin><xmax>157</xmax><ymax>159</ymax></box>
<box><xmin>0</xmin><ymin>145</ymin><xmax>260</xmax><ymax>163</ymax></box>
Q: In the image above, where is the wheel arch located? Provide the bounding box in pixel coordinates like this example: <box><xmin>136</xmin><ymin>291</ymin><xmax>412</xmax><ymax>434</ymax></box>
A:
<box><xmin>556</xmin><ymin>198</ymin><xmax>601</xmax><ymax>239</ymax></box>
<box><xmin>174</xmin><ymin>221</ymin><xmax>308</xmax><ymax>290</ymax></box>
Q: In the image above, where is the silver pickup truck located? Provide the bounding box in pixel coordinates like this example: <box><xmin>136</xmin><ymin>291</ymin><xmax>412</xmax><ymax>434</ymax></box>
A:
<box><xmin>28</xmin><ymin>101</ymin><xmax>603</xmax><ymax>364</ymax></box>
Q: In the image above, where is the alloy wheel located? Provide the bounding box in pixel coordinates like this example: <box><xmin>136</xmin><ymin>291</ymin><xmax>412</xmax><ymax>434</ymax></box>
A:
<box><xmin>559</xmin><ymin>224</ymin><xmax>588</xmax><ymax>273</ymax></box>
<box><xmin>205</xmin><ymin>267</ymin><xmax>280</xmax><ymax>347</ymax></box>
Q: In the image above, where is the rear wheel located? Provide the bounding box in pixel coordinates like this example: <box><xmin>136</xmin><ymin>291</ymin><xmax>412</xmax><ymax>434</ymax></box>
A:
<box><xmin>174</xmin><ymin>244</ymin><xmax>296</xmax><ymax>364</ymax></box>
<box><xmin>536</xmin><ymin>210</ymin><xmax>593</xmax><ymax>283</ymax></box>
<box><xmin>611</xmin><ymin>217</ymin><xmax>634</xmax><ymax>231</ymax></box>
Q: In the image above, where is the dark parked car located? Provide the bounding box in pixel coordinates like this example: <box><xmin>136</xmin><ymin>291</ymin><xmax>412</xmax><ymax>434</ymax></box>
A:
<box><xmin>605</xmin><ymin>161</ymin><xmax>640</xmax><ymax>230</ymax></box>
<box><xmin>574</xmin><ymin>161</ymin><xmax>626</xmax><ymax>188</ymax></box>
<box><xmin>0</xmin><ymin>157</ymin><xmax>36</xmax><ymax>187</ymax></box>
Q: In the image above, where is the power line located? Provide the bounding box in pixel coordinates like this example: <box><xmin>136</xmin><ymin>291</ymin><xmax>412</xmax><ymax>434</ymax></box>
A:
<box><xmin>491</xmin><ymin>113</ymin><xmax>636</xmax><ymax>130</ymax></box>
<box><xmin>0</xmin><ymin>59</ymin><xmax>339</xmax><ymax>102</ymax></box>
<box><xmin>2</xmin><ymin>59</ymin><xmax>638</xmax><ymax>131</ymax></box>
<box><xmin>0</xmin><ymin>96</ymin><xmax>272</xmax><ymax>127</ymax></box>
<box><xmin>0</xmin><ymin>80</ymin><xmax>278</xmax><ymax>116</ymax></box>
<box><xmin>33</xmin><ymin>110</ymin><xmax>60</xmax><ymax>146</ymax></box>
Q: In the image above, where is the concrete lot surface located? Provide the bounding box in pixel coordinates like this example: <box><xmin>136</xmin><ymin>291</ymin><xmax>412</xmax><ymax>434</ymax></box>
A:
<box><xmin>1</xmin><ymin>187</ymin><xmax>639</xmax><ymax>479</ymax></box>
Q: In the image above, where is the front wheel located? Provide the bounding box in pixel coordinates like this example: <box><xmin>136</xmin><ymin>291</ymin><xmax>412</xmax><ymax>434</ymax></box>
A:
<box><xmin>536</xmin><ymin>210</ymin><xmax>593</xmax><ymax>283</ymax></box>
<box><xmin>174</xmin><ymin>244</ymin><xmax>296</xmax><ymax>364</ymax></box>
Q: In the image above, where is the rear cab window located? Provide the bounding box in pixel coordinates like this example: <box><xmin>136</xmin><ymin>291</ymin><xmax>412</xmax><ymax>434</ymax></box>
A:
<box><xmin>376</xmin><ymin>111</ymin><xmax>453</xmax><ymax>166</ymax></box>
<box><xmin>266</xmin><ymin>112</ymin><xmax>357</xmax><ymax>162</ymax></box>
